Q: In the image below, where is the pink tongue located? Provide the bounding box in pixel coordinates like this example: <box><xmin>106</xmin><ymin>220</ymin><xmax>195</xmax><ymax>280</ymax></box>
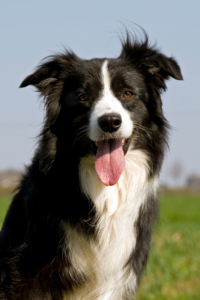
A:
<box><xmin>95</xmin><ymin>139</ymin><xmax>125</xmax><ymax>186</ymax></box>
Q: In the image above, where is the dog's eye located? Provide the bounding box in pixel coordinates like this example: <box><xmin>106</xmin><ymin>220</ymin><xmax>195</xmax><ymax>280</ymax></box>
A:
<box><xmin>79</xmin><ymin>94</ymin><xmax>88</xmax><ymax>101</ymax></box>
<box><xmin>123</xmin><ymin>91</ymin><xmax>133</xmax><ymax>99</ymax></box>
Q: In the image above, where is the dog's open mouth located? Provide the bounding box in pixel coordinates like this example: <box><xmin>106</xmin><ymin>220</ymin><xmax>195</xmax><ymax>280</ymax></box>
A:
<box><xmin>89</xmin><ymin>138</ymin><xmax>131</xmax><ymax>186</ymax></box>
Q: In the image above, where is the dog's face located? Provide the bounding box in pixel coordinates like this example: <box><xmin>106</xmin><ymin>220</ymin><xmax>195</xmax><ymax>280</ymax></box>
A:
<box><xmin>60</xmin><ymin>59</ymin><xmax>147</xmax><ymax>185</ymax></box>
<box><xmin>20</xmin><ymin>36</ymin><xmax>182</xmax><ymax>184</ymax></box>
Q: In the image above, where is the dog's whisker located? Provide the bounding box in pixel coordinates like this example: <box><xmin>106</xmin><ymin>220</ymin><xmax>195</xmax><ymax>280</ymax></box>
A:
<box><xmin>134</xmin><ymin>123</ymin><xmax>154</xmax><ymax>132</ymax></box>
<box><xmin>70</xmin><ymin>131</ymin><xmax>88</xmax><ymax>148</ymax></box>
<box><xmin>134</xmin><ymin>124</ymin><xmax>153</xmax><ymax>143</ymax></box>
<box><xmin>73</xmin><ymin>126</ymin><xmax>88</xmax><ymax>140</ymax></box>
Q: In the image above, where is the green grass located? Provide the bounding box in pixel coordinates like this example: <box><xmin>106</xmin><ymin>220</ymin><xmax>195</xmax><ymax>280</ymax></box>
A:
<box><xmin>137</xmin><ymin>193</ymin><xmax>200</xmax><ymax>300</ymax></box>
<box><xmin>0</xmin><ymin>192</ymin><xmax>200</xmax><ymax>299</ymax></box>
<box><xmin>0</xmin><ymin>196</ymin><xmax>11</xmax><ymax>228</ymax></box>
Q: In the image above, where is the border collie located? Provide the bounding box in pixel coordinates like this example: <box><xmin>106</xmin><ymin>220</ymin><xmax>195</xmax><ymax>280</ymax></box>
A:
<box><xmin>0</xmin><ymin>33</ymin><xmax>182</xmax><ymax>300</ymax></box>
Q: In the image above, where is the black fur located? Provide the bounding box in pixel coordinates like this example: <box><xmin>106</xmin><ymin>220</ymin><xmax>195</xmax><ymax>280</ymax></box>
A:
<box><xmin>0</xmin><ymin>32</ymin><xmax>182</xmax><ymax>300</ymax></box>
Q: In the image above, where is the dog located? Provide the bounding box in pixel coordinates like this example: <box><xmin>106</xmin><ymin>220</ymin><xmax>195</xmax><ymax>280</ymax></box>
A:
<box><xmin>0</xmin><ymin>32</ymin><xmax>182</xmax><ymax>300</ymax></box>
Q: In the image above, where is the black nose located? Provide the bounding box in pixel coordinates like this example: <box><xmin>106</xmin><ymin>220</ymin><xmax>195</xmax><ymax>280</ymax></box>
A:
<box><xmin>98</xmin><ymin>114</ymin><xmax>122</xmax><ymax>133</ymax></box>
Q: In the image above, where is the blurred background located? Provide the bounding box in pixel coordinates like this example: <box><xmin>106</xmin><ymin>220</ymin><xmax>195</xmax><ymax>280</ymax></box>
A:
<box><xmin>0</xmin><ymin>1</ymin><xmax>199</xmax><ymax>299</ymax></box>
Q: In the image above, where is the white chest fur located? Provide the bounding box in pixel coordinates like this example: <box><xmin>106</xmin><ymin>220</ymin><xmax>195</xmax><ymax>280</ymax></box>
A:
<box><xmin>63</xmin><ymin>150</ymin><xmax>158</xmax><ymax>300</ymax></box>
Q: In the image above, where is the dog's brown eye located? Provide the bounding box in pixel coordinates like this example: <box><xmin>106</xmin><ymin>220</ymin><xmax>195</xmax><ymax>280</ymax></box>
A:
<box><xmin>79</xmin><ymin>94</ymin><xmax>88</xmax><ymax>101</ymax></box>
<box><xmin>123</xmin><ymin>91</ymin><xmax>133</xmax><ymax>98</ymax></box>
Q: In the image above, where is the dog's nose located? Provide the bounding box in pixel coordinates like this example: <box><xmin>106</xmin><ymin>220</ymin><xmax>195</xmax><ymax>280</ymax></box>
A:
<box><xmin>98</xmin><ymin>114</ymin><xmax>122</xmax><ymax>133</ymax></box>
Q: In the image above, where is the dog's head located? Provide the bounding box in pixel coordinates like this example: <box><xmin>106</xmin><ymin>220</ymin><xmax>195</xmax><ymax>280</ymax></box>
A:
<box><xmin>20</xmin><ymin>34</ymin><xmax>182</xmax><ymax>185</ymax></box>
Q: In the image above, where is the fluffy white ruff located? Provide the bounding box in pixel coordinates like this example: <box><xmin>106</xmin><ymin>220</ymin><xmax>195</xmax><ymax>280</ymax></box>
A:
<box><xmin>89</xmin><ymin>60</ymin><xmax>133</xmax><ymax>142</ymax></box>
<box><xmin>63</xmin><ymin>149</ymin><xmax>158</xmax><ymax>300</ymax></box>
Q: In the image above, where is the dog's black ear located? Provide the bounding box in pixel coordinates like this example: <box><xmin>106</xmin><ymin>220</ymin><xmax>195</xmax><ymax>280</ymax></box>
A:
<box><xmin>141</xmin><ymin>52</ymin><xmax>183</xmax><ymax>81</ymax></box>
<box><xmin>120</xmin><ymin>36</ymin><xmax>183</xmax><ymax>86</ymax></box>
<box><xmin>20</xmin><ymin>61</ymin><xmax>57</xmax><ymax>88</ymax></box>
<box><xmin>19</xmin><ymin>51</ymin><xmax>77</xmax><ymax>94</ymax></box>
<box><xmin>19</xmin><ymin>59</ymin><xmax>61</xmax><ymax>89</ymax></box>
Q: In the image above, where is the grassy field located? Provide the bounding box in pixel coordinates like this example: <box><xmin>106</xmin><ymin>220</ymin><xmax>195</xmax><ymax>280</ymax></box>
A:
<box><xmin>137</xmin><ymin>192</ymin><xmax>200</xmax><ymax>299</ymax></box>
<box><xmin>0</xmin><ymin>191</ymin><xmax>200</xmax><ymax>299</ymax></box>
<box><xmin>0</xmin><ymin>196</ymin><xmax>11</xmax><ymax>228</ymax></box>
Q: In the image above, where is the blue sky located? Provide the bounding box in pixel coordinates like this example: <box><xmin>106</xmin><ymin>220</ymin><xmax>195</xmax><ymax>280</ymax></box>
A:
<box><xmin>0</xmin><ymin>0</ymin><xmax>199</xmax><ymax>185</ymax></box>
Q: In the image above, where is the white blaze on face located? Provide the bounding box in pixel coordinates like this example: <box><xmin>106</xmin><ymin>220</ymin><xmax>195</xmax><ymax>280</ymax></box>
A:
<box><xmin>88</xmin><ymin>60</ymin><xmax>133</xmax><ymax>141</ymax></box>
<box><xmin>88</xmin><ymin>60</ymin><xmax>134</xmax><ymax>186</ymax></box>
